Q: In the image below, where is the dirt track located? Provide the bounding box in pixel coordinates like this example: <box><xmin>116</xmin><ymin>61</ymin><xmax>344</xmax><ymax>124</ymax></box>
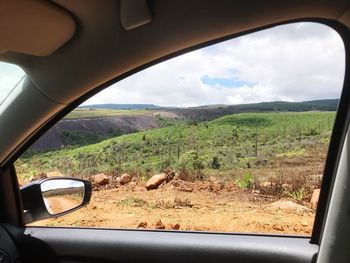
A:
<box><xmin>44</xmin><ymin>196</ymin><xmax>82</xmax><ymax>214</ymax></box>
<box><xmin>33</xmin><ymin>180</ymin><xmax>315</xmax><ymax>235</ymax></box>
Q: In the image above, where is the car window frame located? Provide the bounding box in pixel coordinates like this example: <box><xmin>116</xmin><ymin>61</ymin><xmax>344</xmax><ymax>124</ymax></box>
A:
<box><xmin>3</xmin><ymin>18</ymin><xmax>350</xmax><ymax>245</ymax></box>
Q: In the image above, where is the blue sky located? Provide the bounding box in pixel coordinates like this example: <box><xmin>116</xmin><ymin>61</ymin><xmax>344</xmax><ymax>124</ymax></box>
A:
<box><xmin>201</xmin><ymin>75</ymin><xmax>256</xmax><ymax>88</ymax></box>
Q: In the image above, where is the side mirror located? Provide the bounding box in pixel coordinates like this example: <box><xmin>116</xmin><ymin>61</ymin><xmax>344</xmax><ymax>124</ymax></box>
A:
<box><xmin>21</xmin><ymin>177</ymin><xmax>92</xmax><ymax>224</ymax></box>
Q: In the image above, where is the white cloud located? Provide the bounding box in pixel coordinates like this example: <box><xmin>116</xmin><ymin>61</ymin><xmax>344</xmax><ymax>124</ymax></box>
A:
<box><xmin>85</xmin><ymin>22</ymin><xmax>345</xmax><ymax>107</ymax></box>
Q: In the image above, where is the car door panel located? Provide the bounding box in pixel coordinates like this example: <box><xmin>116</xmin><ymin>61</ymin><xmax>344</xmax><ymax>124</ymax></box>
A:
<box><xmin>5</xmin><ymin>225</ymin><xmax>317</xmax><ymax>263</ymax></box>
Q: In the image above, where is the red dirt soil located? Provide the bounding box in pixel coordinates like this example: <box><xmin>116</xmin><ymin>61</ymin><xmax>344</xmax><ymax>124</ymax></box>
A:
<box><xmin>32</xmin><ymin>179</ymin><xmax>315</xmax><ymax>235</ymax></box>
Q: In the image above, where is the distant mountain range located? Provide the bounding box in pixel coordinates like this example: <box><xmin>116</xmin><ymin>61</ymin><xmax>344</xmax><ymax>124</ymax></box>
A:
<box><xmin>218</xmin><ymin>99</ymin><xmax>339</xmax><ymax>112</ymax></box>
<box><xmin>81</xmin><ymin>99</ymin><xmax>339</xmax><ymax>112</ymax></box>
<box><xmin>79</xmin><ymin>104</ymin><xmax>160</xmax><ymax>110</ymax></box>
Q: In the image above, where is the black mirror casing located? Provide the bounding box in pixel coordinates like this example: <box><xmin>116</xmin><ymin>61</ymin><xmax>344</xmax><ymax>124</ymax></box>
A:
<box><xmin>20</xmin><ymin>177</ymin><xmax>92</xmax><ymax>224</ymax></box>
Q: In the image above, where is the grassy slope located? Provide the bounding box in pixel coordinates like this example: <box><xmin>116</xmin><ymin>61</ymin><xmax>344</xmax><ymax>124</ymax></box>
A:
<box><xmin>16</xmin><ymin>111</ymin><xmax>336</xmax><ymax>180</ymax></box>
<box><xmin>64</xmin><ymin>108</ymin><xmax>148</xmax><ymax>119</ymax></box>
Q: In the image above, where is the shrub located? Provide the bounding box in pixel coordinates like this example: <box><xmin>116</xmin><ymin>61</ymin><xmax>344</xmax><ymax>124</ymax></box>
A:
<box><xmin>176</xmin><ymin>150</ymin><xmax>204</xmax><ymax>181</ymax></box>
<box><xmin>235</xmin><ymin>172</ymin><xmax>254</xmax><ymax>189</ymax></box>
<box><xmin>305</xmin><ymin>128</ymin><xmax>319</xmax><ymax>136</ymax></box>
<box><xmin>119</xmin><ymin>197</ymin><xmax>147</xmax><ymax>207</ymax></box>
<box><xmin>284</xmin><ymin>188</ymin><xmax>306</xmax><ymax>203</ymax></box>
<box><xmin>211</xmin><ymin>156</ymin><xmax>221</xmax><ymax>169</ymax></box>
<box><xmin>159</xmin><ymin>159</ymin><xmax>172</xmax><ymax>170</ymax></box>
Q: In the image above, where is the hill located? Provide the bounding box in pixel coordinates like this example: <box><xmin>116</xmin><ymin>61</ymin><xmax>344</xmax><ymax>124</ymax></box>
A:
<box><xmin>29</xmin><ymin>99</ymin><xmax>339</xmax><ymax>152</ymax></box>
<box><xmin>18</xmin><ymin>111</ymin><xmax>336</xmax><ymax>179</ymax></box>
<box><xmin>225</xmin><ymin>99</ymin><xmax>339</xmax><ymax>112</ymax></box>
<box><xmin>79</xmin><ymin>99</ymin><xmax>339</xmax><ymax>115</ymax></box>
<box><xmin>79</xmin><ymin>104</ymin><xmax>161</xmax><ymax>110</ymax></box>
<box><xmin>167</xmin><ymin>99</ymin><xmax>339</xmax><ymax>121</ymax></box>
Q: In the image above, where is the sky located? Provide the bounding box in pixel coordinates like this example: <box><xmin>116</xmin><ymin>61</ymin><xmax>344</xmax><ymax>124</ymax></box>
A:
<box><xmin>0</xmin><ymin>62</ymin><xmax>24</xmax><ymax>105</ymax></box>
<box><xmin>0</xmin><ymin>22</ymin><xmax>345</xmax><ymax>108</ymax></box>
<box><xmin>41</xmin><ymin>179</ymin><xmax>84</xmax><ymax>192</ymax></box>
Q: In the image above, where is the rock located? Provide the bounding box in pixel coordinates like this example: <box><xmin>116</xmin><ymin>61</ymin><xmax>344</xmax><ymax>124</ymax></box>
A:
<box><xmin>301</xmin><ymin>221</ymin><xmax>309</xmax><ymax>227</ymax></box>
<box><xmin>146</xmin><ymin>173</ymin><xmax>168</xmax><ymax>190</ymax></box>
<box><xmin>270</xmin><ymin>201</ymin><xmax>311</xmax><ymax>213</ymax></box>
<box><xmin>46</xmin><ymin>171</ymin><xmax>64</xmax><ymax>178</ymax></box>
<box><xmin>272</xmin><ymin>224</ymin><xmax>284</xmax><ymax>231</ymax></box>
<box><xmin>93</xmin><ymin>173</ymin><xmax>109</xmax><ymax>186</ymax></box>
<box><xmin>120</xmin><ymin>173</ymin><xmax>131</xmax><ymax>185</ymax></box>
<box><xmin>137</xmin><ymin>222</ymin><xmax>148</xmax><ymax>228</ymax></box>
<box><xmin>173</xmin><ymin>173</ymin><xmax>180</xmax><ymax>180</ymax></box>
<box><xmin>155</xmin><ymin>220</ymin><xmax>165</xmax><ymax>229</ymax></box>
<box><xmin>166</xmin><ymin>171</ymin><xmax>175</xmax><ymax>182</ymax></box>
<box><xmin>310</xmin><ymin>188</ymin><xmax>320</xmax><ymax>209</ymax></box>
<box><xmin>171</xmin><ymin>223</ymin><xmax>180</xmax><ymax>230</ymax></box>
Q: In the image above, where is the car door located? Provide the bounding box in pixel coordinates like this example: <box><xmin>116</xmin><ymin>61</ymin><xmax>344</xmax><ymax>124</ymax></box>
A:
<box><xmin>0</xmin><ymin>2</ymin><xmax>350</xmax><ymax>263</ymax></box>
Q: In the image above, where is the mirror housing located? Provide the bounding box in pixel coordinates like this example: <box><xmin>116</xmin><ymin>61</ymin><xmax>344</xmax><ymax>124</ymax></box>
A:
<box><xmin>21</xmin><ymin>177</ymin><xmax>92</xmax><ymax>224</ymax></box>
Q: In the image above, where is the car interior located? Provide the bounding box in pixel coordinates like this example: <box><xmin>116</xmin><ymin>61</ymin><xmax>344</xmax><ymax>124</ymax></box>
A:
<box><xmin>0</xmin><ymin>0</ymin><xmax>350</xmax><ymax>262</ymax></box>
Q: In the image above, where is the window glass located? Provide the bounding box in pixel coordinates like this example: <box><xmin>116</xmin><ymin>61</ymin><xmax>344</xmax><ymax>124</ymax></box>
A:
<box><xmin>0</xmin><ymin>62</ymin><xmax>25</xmax><ymax>105</ymax></box>
<box><xmin>16</xmin><ymin>22</ymin><xmax>345</xmax><ymax>234</ymax></box>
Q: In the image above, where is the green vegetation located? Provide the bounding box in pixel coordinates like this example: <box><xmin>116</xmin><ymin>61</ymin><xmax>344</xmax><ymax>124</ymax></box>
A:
<box><xmin>118</xmin><ymin>197</ymin><xmax>147</xmax><ymax>207</ymax></box>
<box><xmin>222</xmin><ymin>99</ymin><xmax>338</xmax><ymax>112</ymax></box>
<box><xmin>176</xmin><ymin>150</ymin><xmax>205</xmax><ymax>181</ymax></box>
<box><xmin>61</xmin><ymin>129</ymin><xmax>130</xmax><ymax>148</ymax></box>
<box><xmin>235</xmin><ymin>172</ymin><xmax>254</xmax><ymax>189</ymax></box>
<box><xmin>62</xmin><ymin>131</ymin><xmax>101</xmax><ymax>147</ymax></box>
<box><xmin>65</xmin><ymin>108</ymin><xmax>147</xmax><ymax>119</ymax></box>
<box><xmin>285</xmin><ymin>187</ymin><xmax>306</xmax><ymax>203</ymax></box>
<box><xmin>16</xmin><ymin>111</ymin><xmax>336</xmax><ymax>181</ymax></box>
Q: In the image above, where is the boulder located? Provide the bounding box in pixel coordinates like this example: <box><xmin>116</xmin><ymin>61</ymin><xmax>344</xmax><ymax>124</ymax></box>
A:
<box><xmin>120</xmin><ymin>173</ymin><xmax>131</xmax><ymax>185</ymax></box>
<box><xmin>145</xmin><ymin>173</ymin><xmax>168</xmax><ymax>190</ymax></box>
<box><xmin>93</xmin><ymin>173</ymin><xmax>109</xmax><ymax>186</ymax></box>
<box><xmin>310</xmin><ymin>188</ymin><xmax>320</xmax><ymax>209</ymax></box>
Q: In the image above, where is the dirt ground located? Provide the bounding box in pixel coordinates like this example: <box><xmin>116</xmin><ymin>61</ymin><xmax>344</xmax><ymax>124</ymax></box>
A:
<box><xmin>44</xmin><ymin>195</ymin><xmax>83</xmax><ymax>214</ymax></box>
<box><xmin>32</xmin><ymin>179</ymin><xmax>316</xmax><ymax>235</ymax></box>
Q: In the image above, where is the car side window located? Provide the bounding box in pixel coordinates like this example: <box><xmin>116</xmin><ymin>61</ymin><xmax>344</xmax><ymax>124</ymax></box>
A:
<box><xmin>15</xmin><ymin>22</ymin><xmax>345</xmax><ymax>235</ymax></box>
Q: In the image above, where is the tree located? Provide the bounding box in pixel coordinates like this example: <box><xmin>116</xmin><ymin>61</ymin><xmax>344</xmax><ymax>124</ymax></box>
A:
<box><xmin>211</xmin><ymin>156</ymin><xmax>221</xmax><ymax>169</ymax></box>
